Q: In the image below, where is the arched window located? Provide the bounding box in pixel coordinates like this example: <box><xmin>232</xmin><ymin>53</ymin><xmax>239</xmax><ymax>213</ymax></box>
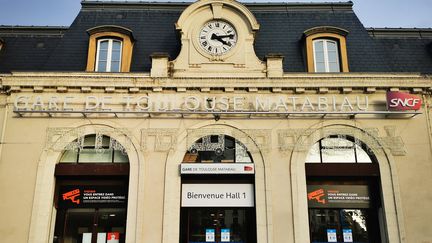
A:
<box><xmin>313</xmin><ymin>39</ymin><xmax>340</xmax><ymax>73</ymax></box>
<box><xmin>304</xmin><ymin>26</ymin><xmax>349</xmax><ymax>73</ymax></box>
<box><xmin>183</xmin><ymin>135</ymin><xmax>252</xmax><ymax>163</ymax></box>
<box><xmin>59</xmin><ymin>134</ymin><xmax>129</xmax><ymax>163</ymax></box>
<box><xmin>54</xmin><ymin>134</ymin><xmax>129</xmax><ymax>243</ymax></box>
<box><xmin>86</xmin><ymin>25</ymin><xmax>134</xmax><ymax>72</ymax></box>
<box><xmin>305</xmin><ymin>135</ymin><xmax>383</xmax><ymax>243</ymax></box>
<box><xmin>306</xmin><ymin>135</ymin><xmax>374</xmax><ymax>163</ymax></box>
<box><xmin>95</xmin><ymin>39</ymin><xmax>122</xmax><ymax>72</ymax></box>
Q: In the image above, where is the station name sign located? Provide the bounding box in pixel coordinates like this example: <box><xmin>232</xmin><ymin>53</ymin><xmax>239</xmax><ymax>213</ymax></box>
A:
<box><xmin>180</xmin><ymin>163</ymin><xmax>255</xmax><ymax>174</ymax></box>
<box><xmin>14</xmin><ymin>94</ymin><xmax>370</xmax><ymax>112</ymax></box>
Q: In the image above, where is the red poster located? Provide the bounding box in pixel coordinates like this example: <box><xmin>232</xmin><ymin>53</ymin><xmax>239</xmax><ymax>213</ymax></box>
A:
<box><xmin>107</xmin><ymin>232</ymin><xmax>119</xmax><ymax>243</ymax></box>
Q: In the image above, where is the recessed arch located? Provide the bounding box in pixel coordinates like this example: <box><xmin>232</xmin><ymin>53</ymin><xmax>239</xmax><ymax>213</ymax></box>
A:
<box><xmin>27</xmin><ymin>124</ymin><xmax>144</xmax><ymax>243</ymax></box>
<box><xmin>162</xmin><ymin>123</ymin><xmax>273</xmax><ymax>243</ymax></box>
<box><xmin>290</xmin><ymin>124</ymin><xmax>405</xmax><ymax>243</ymax></box>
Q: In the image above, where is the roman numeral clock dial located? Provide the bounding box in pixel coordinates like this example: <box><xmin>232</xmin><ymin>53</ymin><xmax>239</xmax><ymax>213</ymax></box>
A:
<box><xmin>199</xmin><ymin>20</ymin><xmax>237</xmax><ymax>56</ymax></box>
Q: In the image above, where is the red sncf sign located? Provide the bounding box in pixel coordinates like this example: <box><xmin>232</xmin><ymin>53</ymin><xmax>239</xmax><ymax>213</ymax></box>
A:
<box><xmin>386</xmin><ymin>91</ymin><xmax>422</xmax><ymax>111</ymax></box>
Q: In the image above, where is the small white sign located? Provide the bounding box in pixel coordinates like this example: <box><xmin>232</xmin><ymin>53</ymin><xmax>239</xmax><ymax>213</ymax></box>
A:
<box><xmin>221</xmin><ymin>229</ymin><xmax>230</xmax><ymax>242</ymax></box>
<box><xmin>82</xmin><ymin>233</ymin><xmax>92</xmax><ymax>243</ymax></box>
<box><xmin>180</xmin><ymin>163</ymin><xmax>254</xmax><ymax>174</ymax></box>
<box><xmin>96</xmin><ymin>233</ymin><xmax>107</xmax><ymax>243</ymax></box>
<box><xmin>327</xmin><ymin>229</ymin><xmax>337</xmax><ymax>242</ymax></box>
<box><xmin>343</xmin><ymin>229</ymin><xmax>353</xmax><ymax>242</ymax></box>
<box><xmin>182</xmin><ymin>184</ymin><xmax>254</xmax><ymax>207</ymax></box>
<box><xmin>206</xmin><ymin>229</ymin><xmax>215</xmax><ymax>242</ymax></box>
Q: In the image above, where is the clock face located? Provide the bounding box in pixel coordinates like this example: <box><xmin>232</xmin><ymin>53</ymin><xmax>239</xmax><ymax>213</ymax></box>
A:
<box><xmin>199</xmin><ymin>20</ymin><xmax>237</xmax><ymax>55</ymax></box>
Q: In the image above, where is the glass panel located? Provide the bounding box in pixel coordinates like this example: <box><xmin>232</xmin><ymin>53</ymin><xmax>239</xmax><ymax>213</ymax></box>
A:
<box><xmin>321</xmin><ymin>138</ymin><xmax>356</xmax><ymax>163</ymax></box>
<box><xmin>328</xmin><ymin>62</ymin><xmax>340</xmax><ymax>72</ymax></box>
<box><xmin>99</xmin><ymin>40</ymin><xmax>109</xmax><ymax>50</ymax></box>
<box><xmin>96</xmin><ymin>208</ymin><xmax>127</xmax><ymax>243</ymax></box>
<box><xmin>111</xmin><ymin>50</ymin><xmax>121</xmax><ymax>61</ymax></box>
<box><xmin>111</xmin><ymin>61</ymin><xmax>120</xmax><ymax>72</ymax></box>
<box><xmin>356</xmin><ymin>144</ymin><xmax>373</xmax><ymax>163</ymax></box>
<box><xmin>83</xmin><ymin>135</ymin><xmax>96</xmax><ymax>147</ymax></box>
<box><xmin>340</xmin><ymin>209</ymin><xmax>369</xmax><ymax>243</ymax></box>
<box><xmin>188</xmin><ymin>135</ymin><xmax>252</xmax><ymax>163</ymax></box>
<box><xmin>59</xmin><ymin>150</ymin><xmax>78</xmax><ymax>163</ymax></box>
<box><xmin>98</xmin><ymin>61</ymin><xmax>107</xmax><ymax>72</ymax></box>
<box><xmin>305</xmin><ymin>142</ymin><xmax>320</xmax><ymax>163</ymax></box>
<box><xmin>112</xmin><ymin>40</ymin><xmax>122</xmax><ymax>51</ymax></box>
<box><xmin>315</xmin><ymin>62</ymin><xmax>326</xmax><ymax>72</ymax></box>
<box><xmin>309</xmin><ymin>209</ymin><xmax>340</xmax><ymax>243</ymax></box>
<box><xmin>235</xmin><ymin>141</ymin><xmax>252</xmax><ymax>163</ymax></box>
<box><xmin>326</xmin><ymin>41</ymin><xmax>338</xmax><ymax>51</ymax></box>
<box><xmin>63</xmin><ymin>208</ymin><xmax>95</xmax><ymax>243</ymax></box>
<box><xmin>78</xmin><ymin>148</ymin><xmax>113</xmax><ymax>163</ymax></box>
<box><xmin>314</xmin><ymin>40</ymin><xmax>324</xmax><ymax>52</ymax></box>
<box><xmin>98</xmin><ymin>50</ymin><xmax>108</xmax><ymax>61</ymax></box>
<box><xmin>114</xmin><ymin>151</ymin><xmax>129</xmax><ymax>163</ymax></box>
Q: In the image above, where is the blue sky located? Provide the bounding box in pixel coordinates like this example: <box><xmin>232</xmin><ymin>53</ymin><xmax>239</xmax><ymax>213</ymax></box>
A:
<box><xmin>0</xmin><ymin>0</ymin><xmax>431</xmax><ymax>28</ymax></box>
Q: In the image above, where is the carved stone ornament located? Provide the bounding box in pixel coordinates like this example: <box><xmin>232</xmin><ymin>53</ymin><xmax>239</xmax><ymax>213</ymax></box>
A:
<box><xmin>141</xmin><ymin>129</ymin><xmax>178</xmax><ymax>152</ymax></box>
<box><xmin>45</xmin><ymin>127</ymin><xmax>132</xmax><ymax>154</ymax></box>
<box><xmin>277</xmin><ymin>126</ymin><xmax>406</xmax><ymax>156</ymax></box>
<box><xmin>186</xmin><ymin>128</ymin><xmax>270</xmax><ymax>153</ymax></box>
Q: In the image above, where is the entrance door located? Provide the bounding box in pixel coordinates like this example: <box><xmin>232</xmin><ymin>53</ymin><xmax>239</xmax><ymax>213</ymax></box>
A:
<box><xmin>181</xmin><ymin>208</ymin><xmax>256</xmax><ymax>243</ymax></box>
<box><xmin>309</xmin><ymin>208</ymin><xmax>380</xmax><ymax>243</ymax></box>
<box><xmin>54</xmin><ymin>208</ymin><xmax>126</xmax><ymax>243</ymax></box>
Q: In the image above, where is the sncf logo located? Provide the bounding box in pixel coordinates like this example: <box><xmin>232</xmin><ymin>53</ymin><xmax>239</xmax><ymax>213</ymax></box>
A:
<box><xmin>387</xmin><ymin>91</ymin><xmax>422</xmax><ymax>111</ymax></box>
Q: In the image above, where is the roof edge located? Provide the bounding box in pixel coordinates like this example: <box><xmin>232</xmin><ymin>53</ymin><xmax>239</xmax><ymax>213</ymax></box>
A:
<box><xmin>0</xmin><ymin>26</ymin><xmax>68</xmax><ymax>36</ymax></box>
<box><xmin>80</xmin><ymin>1</ymin><xmax>353</xmax><ymax>11</ymax></box>
<box><xmin>367</xmin><ymin>28</ymin><xmax>432</xmax><ymax>39</ymax></box>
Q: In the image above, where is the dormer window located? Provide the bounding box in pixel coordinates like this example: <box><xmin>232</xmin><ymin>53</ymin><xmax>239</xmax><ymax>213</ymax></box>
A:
<box><xmin>96</xmin><ymin>38</ymin><xmax>122</xmax><ymax>72</ymax></box>
<box><xmin>313</xmin><ymin>39</ymin><xmax>340</xmax><ymax>72</ymax></box>
<box><xmin>86</xmin><ymin>25</ymin><xmax>134</xmax><ymax>72</ymax></box>
<box><xmin>304</xmin><ymin>26</ymin><xmax>349</xmax><ymax>73</ymax></box>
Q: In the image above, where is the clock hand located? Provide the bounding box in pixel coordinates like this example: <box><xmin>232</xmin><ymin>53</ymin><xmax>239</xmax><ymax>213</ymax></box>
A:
<box><xmin>210</xmin><ymin>33</ymin><xmax>229</xmax><ymax>45</ymax></box>
<box><xmin>215</xmin><ymin>34</ymin><xmax>235</xmax><ymax>39</ymax></box>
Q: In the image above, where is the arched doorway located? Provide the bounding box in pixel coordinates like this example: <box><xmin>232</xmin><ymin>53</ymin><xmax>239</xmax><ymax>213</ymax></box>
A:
<box><xmin>53</xmin><ymin>134</ymin><xmax>130</xmax><ymax>243</ymax></box>
<box><xmin>305</xmin><ymin>135</ymin><xmax>383</xmax><ymax>243</ymax></box>
<box><xmin>179</xmin><ymin>134</ymin><xmax>257</xmax><ymax>243</ymax></box>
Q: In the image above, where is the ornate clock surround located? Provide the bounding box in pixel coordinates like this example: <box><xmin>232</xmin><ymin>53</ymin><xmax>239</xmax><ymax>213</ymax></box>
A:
<box><xmin>172</xmin><ymin>0</ymin><xmax>266</xmax><ymax>77</ymax></box>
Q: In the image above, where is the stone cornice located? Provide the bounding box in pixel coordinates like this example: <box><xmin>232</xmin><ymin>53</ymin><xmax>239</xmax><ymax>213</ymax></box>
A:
<box><xmin>1</xmin><ymin>72</ymin><xmax>431</xmax><ymax>94</ymax></box>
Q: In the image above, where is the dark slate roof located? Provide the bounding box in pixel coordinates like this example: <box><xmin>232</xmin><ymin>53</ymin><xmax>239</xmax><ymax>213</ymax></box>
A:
<box><xmin>0</xmin><ymin>26</ymin><xmax>66</xmax><ymax>72</ymax></box>
<box><xmin>0</xmin><ymin>1</ymin><xmax>431</xmax><ymax>74</ymax></box>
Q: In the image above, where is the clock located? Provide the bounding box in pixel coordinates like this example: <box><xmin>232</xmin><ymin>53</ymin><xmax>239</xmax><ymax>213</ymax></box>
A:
<box><xmin>199</xmin><ymin>20</ymin><xmax>237</xmax><ymax>55</ymax></box>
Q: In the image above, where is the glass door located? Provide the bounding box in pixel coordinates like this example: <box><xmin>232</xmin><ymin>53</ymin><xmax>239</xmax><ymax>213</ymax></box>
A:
<box><xmin>309</xmin><ymin>208</ymin><xmax>379</xmax><ymax>243</ymax></box>
<box><xmin>181</xmin><ymin>208</ymin><xmax>256</xmax><ymax>243</ymax></box>
<box><xmin>54</xmin><ymin>208</ymin><xmax>126</xmax><ymax>243</ymax></box>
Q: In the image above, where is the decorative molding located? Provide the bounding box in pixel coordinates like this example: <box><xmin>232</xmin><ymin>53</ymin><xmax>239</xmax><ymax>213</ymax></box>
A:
<box><xmin>45</xmin><ymin>127</ymin><xmax>132</xmax><ymax>154</ymax></box>
<box><xmin>278</xmin><ymin>126</ymin><xmax>406</xmax><ymax>156</ymax></box>
<box><xmin>141</xmin><ymin>129</ymin><xmax>178</xmax><ymax>152</ymax></box>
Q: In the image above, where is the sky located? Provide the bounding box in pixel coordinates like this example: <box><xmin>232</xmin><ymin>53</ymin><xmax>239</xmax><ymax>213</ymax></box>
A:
<box><xmin>0</xmin><ymin>0</ymin><xmax>431</xmax><ymax>28</ymax></box>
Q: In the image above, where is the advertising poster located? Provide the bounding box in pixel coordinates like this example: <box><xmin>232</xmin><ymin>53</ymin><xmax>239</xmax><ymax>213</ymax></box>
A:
<box><xmin>107</xmin><ymin>232</ymin><xmax>120</xmax><ymax>243</ymax></box>
<box><xmin>59</xmin><ymin>186</ymin><xmax>127</xmax><ymax>208</ymax></box>
<box><xmin>327</xmin><ymin>229</ymin><xmax>337</xmax><ymax>242</ymax></box>
<box><xmin>221</xmin><ymin>229</ymin><xmax>230</xmax><ymax>242</ymax></box>
<box><xmin>307</xmin><ymin>185</ymin><xmax>370</xmax><ymax>208</ymax></box>
<box><xmin>206</xmin><ymin>229</ymin><xmax>215</xmax><ymax>242</ymax></box>
<box><xmin>343</xmin><ymin>229</ymin><xmax>353</xmax><ymax>242</ymax></box>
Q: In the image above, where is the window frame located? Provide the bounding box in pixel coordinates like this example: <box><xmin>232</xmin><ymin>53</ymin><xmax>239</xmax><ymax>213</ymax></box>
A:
<box><xmin>304</xmin><ymin>27</ymin><xmax>349</xmax><ymax>73</ymax></box>
<box><xmin>86</xmin><ymin>26</ymin><xmax>135</xmax><ymax>72</ymax></box>
<box><xmin>95</xmin><ymin>38</ymin><xmax>123</xmax><ymax>72</ymax></box>
<box><xmin>312</xmin><ymin>39</ymin><xmax>341</xmax><ymax>73</ymax></box>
